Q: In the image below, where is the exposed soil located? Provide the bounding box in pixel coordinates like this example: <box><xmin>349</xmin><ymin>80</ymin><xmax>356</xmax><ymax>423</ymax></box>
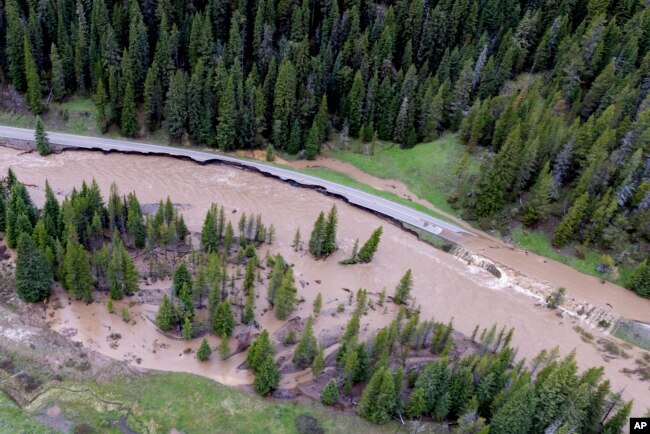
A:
<box><xmin>0</xmin><ymin>145</ymin><xmax>648</xmax><ymax>412</ymax></box>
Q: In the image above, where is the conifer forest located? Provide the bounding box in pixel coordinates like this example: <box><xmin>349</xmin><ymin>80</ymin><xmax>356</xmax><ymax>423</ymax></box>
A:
<box><xmin>0</xmin><ymin>0</ymin><xmax>650</xmax><ymax>432</ymax></box>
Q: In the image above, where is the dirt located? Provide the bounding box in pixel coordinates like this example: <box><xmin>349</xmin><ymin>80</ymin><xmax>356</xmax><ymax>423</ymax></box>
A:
<box><xmin>0</xmin><ymin>146</ymin><xmax>648</xmax><ymax>411</ymax></box>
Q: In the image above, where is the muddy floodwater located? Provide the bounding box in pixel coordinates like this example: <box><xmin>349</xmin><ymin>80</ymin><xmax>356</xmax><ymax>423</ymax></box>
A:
<box><xmin>0</xmin><ymin>147</ymin><xmax>648</xmax><ymax>410</ymax></box>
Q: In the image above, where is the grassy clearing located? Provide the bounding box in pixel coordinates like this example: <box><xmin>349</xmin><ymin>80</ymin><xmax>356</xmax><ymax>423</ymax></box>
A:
<box><xmin>299</xmin><ymin>166</ymin><xmax>453</xmax><ymax>224</ymax></box>
<box><xmin>33</xmin><ymin>372</ymin><xmax>399</xmax><ymax>434</ymax></box>
<box><xmin>328</xmin><ymin>134</ymin><xmax>479</xmax><ymax>216</ymax></box>
<box><xmin>0</xmin><ymin>392</ymin><xmax>52</xmax><ymax>434</ymax></box>
<box><xmin>511</xmin><ymin>227</ymin><xmax>634</xmax><ymax>286</ymax></box>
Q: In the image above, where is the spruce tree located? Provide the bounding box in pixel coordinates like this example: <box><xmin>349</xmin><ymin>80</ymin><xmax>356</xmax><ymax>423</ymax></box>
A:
<box><xmin>15</xmin><ymin>233</ymin><xmax>53</xmax><ymax>302</ymax></box>
<box><xmin>182</xmin><ymin>316</ymin><xmax>193</xmax><ymax>340</ymax></box>
<box><xmin>305</xmin><ymin>123</ymin><xmax>320</xmax><ymax>160</ymax></box>
<box><xmin>602</xmin><ymin>401</ymin><xmax>632</xmax><ymax>434</ymax></box>
<box><xmin>312</xmin><ymin>347</ymin><xmax>325</xmax><ymax>376</ymax></box>
<box><xmin>321</xmin><ymin>379</ymin><xmax>339</xmax><ymax>405</ymax></box>
<box><xmin>23</xmin><ymin>37</ymin><xmax>42</xmax><ymax>113</ymax></box>
<box><xmin>50</xmin><ymin>43</ymin><xmax>65</xmax><ymax>101</ymax></box>
<box><xmin>522</xmin><ymin>162</ymin><xmax>553</xmax><ymax>226</ymax></box>
<box><xmin>247</xmin><ymin>330</ymin><xmax>280</xmax><ymax>395</ymax></box>
<box><xmin>552</xmin><ymin>192</ymin><xmax>590</xmax><ymax>247</ymax></box>
<box><xmin>120</xmin><ymin>81</ymin><xmax>138</xmax><ymax>137</ymax></box>
<box><xmin>156</xmin><ymin>293</ymin><xmax>175</xmax><ymax>331</ymax></box>
<box><xmin>95</xmin><ymin>78</ymin><xmax>108</xmax><ymax>133</ymax></box>
<box><xmin>172</xmin><ymin>262</ymin><xmax>192</xmax><ymax>296</ymax></box>
<box><xmin>358</xmin><ymin>227</ymin><xmax>383</xmax><ymax>263</ymax></box>
<box><xmin>293</xmin><ymin>316</ymin><xmax>318</xmax><ymax>369</ymax></box>
<box><xmin>217</xmin><ymin>76</ymin><xmax>236</xmax><ymax>150</ymax></box>
<box><xmin>394</xmin><ymin>269</ymin><xmax>413</xmax><ymax>304</ymax></box>
<box><xmin>274</xmin><ymin>266</ymin><xmax>297</xmax><ymax>320</ymax></box>
<box><xmin>212</xmin><ymin>300</ymin><xmax>235</xmax><ymax>337</ymax></box>
<box><xmin>406</xmin><ymin>388</ymin><xmax>427</xmax><ymax>419</ymax></box>
<box><xmin>323</xmin><ymin>205</ymin><xmax>338</xmax><ymax>256</ymax></box>
<box><xmin>197</xmin><ymin>338</ymin><xmax>212</xmax><ymax>361</ymax></box>
<box><xmin>34</xmin><ymin>118</ymin><xmax>51</xmax><ymax>156</ymax></box>
<box><xmin>219</xmin><ymin>337</ymin><xmax>230</xmax><ymax>360</ymax></box>
<box><xmin>358</xmin><ymin>367</ymin><xmax>396</xmax><ymax>424</ymax></box>
<box><xmin>166</xmin><ymin>70</ymin><xmax>188</xmax><ymax>141</ymax></box>
<box><xmin>62</xmin><ymin>238</ymin><xmax>94</xmax><ymax>302</ymax></box>
<box><xmin>308</xmin><ymin>212</ymin><xmax>325</xmax><ymax>257</ymax></box>
<box><xmin>627</xmin><ymin>259</ymin><xmax>650</xmax><ymax>298</ymax></box>
<box><xmin>313</xmin><ymin>292</ymin><xmax>322</xmax><ymax>316</ymax></box>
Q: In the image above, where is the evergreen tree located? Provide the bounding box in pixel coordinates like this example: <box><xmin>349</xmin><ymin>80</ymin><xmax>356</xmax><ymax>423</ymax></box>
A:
<box><xmin>357</xmin><ymin>227</ymin><xmax>383</xmax><ymax>263</ymax></box>
<box><xmin>552</xmin><ymin>192</ymin><xmax>590</xmax><ymax>247</ymax></box>
<box><xmin>42</xmin><ymin>181</ymin><xmax>60</xmax><ymax>241</ymax></box>
<box><xmin>50</xmin><ymin>44</ymin><xmax>65</xmax><ymax>101</ymax></box>
<box><xmin>247</xmin><ymin>330</ymin><xmax>280</xmax><ymax>395</ymax></box>
<box><xmin>293</xmin><ymin>316</ymin><xmax>318</xmax><ymax>369</ymax></box>
<box><xmin>95</xmin><ymin>77</ymin><xmax>108</xmax><ymax>133</ymax></box>
<box><xmin>274</xmin><ymin>267</ymin><xmax>297</xmax><ymax>320</ymax></box>
<box><xmin>323</xmin><ymin>205</ymin><xmax>338</xmax><ymax>256</ymax></box>
<box><xmin>172</xmin><ymin>262</ymin><xmax>192</xmax><ymax>296</ymax></box>
<box><xmin>490</xmin><ymin>383</ymin><xmax>535</xmax><ymax>434</ymax></box>
<box><xmin>217</xmin><ymin>76</ymin><xmax>237</xmax><ymax>150</ymax></box>
<box><xmin>321</xmin><ymin>379</ymin><xmax>339</xmax><ymax>406</ymax></box>
<box><xmin>308</xmin><ymin>211</ymin><xmax>326</xmax><ymax>258</ymax></box>
<box><xmin>212</xmin><ymin>300</ymin><xmax>235</xmax><ymax>337</ymax></box>
<box><xmin>23</xmin><ymin>37</ymin><xmax>42</xmax><ymax>113</ymax></box>
<box><xmin>156</xmin><ymin>293</ymin><xmax>175</xmax><ymax>331</ymax></box>
<box><xmin>522</xmin><ymin>162</ymin><xmax>553</xmax><ymax>226</ymax></box>
<box><xmin>393</xmin><ymin>269</ymin><xmax>413</xmax><ymax>305</ymax></box>
<box><xmin>406</xmin><ymin>388</ymin><xmax>427</xmax><ymax>419</ymax></box>
<box><xmin>182</xmin><ymin>316</ymin><xmax>193</xmax><ymax>339</ymax></box>
<box><xmin>166</xmin><ymin>70</ymin><xmax>188</xmax><ymax>141</ymax></box>
<box><xmin>305</xmin><ymin>123</ymin><xmax>320</xmax><ymax>160</ymax></box>
<box><xmin>358</xmin><ymin>367</ymin><xmax>396</xmax><ymax>424</ymax></box>
<box><xmin>627</xmin><ymin>259</ymin><xmax>650</xmax><ymax>298</ymax></box>
<box><xmin>313</xmin><ymin>292</ymin><xmax>322</xmax><ymax>316</ymax></box>
<box><xmin>602</xmin><ymin>401</ymin><xmax>632</xmax><ymax>434</ymax></box>
<box><xmin>219</xmin><ymin>337</ymin><xmax>230</xmax><ymax>360</ymax></box>
<box><xmin>62</xmin><ymin>238</ymin><xmax>94</xmax><ymax>302</ymax></box>
<box><xmin>34</xmin><ymin>118</ymin><xmax>51</xmax><ymax>156</ymax></box>
<box><xmin>312</xmin><ymin>347</ymin><xmax>325</xmax><ymax>376</ymax></box>
<box><xmin>197</xmin><ymin>338</ymin><xmax>212</xmax><ymax>361</ymax></box>
<box><xmin>120</xmin><ymin>81</ymin><xmax>138</xmax><ymax>137</ymax></box>
<box><xmin>15</xmin><ymin>233</ymin><xmax>53</xmax><ymax>302</ymax></box>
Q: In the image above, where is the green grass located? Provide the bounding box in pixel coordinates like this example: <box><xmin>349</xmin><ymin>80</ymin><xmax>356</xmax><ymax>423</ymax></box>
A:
<box><xmin>0</xmin><ymin>392</ymin><xmax>53</xmax><ymax>434</ymax></box>
<box><xmin>299</xmin><ymin>166</ymin><xmax>453</xmax><ymax>224</ymax></box>
<box><xmin>328</xmin><ymin>134</ymin><xmax>479</xmax><ymax>216</ymax></box>
<box><xmin>32</xmin><ymin>372</ymin><xmax>399</xmax><ymax>434</ymax></box>
<box><xmin>511</xmin><ymin>227</ymin><xmax>633</xmax><ymax>286</ymax></box>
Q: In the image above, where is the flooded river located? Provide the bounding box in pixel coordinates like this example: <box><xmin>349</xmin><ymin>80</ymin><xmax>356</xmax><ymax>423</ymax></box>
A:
<box><xmin>0</xmin><ymin>147</ymin><xmax>648</xmax><ymax>410</ymax></box>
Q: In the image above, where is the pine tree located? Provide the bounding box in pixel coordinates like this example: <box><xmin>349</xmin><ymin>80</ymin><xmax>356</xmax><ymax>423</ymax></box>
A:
<box><xmin>358</xmin><ymin>227</ymin><xmax>383</xmax><ymax>263</ymax></box>
<box><xmin>348</xmin><ymin>72</ymin><xmax>365</xmax><ymax>137</ymax></box>
<box><xmin>490</xmin><ymin>383</ymin><xmax>535</xmax><ymax>434</ymax></box>
<box><xmin>627</xmin><ymin>260</ymin><xmax>650</xmax><ymax>298</ymax></box>
<box><xmin>272</xmin><ymin>60</ymin><xmax>297</xmax><ymax>148</ymax></box>
<box><xmin>95</xmin><ymin>77</ymin><xmax>108</xmax><ymax>133</ymax></box>
<box><xmin>34</xmin><ymin>117</ymin><xmax>51</xmax><ymax>156</ymax></box>
<box><xmin>308</xmin><ymin>212</ymin><xmax>325</xmax><ymax>257</ymax></box>
<box><xmin>393</xmin><ymin>269</ymin><xmax>413</xmax><ymax>304</ymax></box>
<box><xmin>305</xmin><ymin>123</ymin><xmax>320</xmax><ymax>160</ymax></box>
<box><xmin>50</xmin><ymin>44</ymin><xmax>65</xmax><ymax>101</ymax></box>
<box><xmin>182</xmin><ymin>316</ymin><xmax>193</xmax><ymax>340</ymax></box>
<box><xmin>321</xmin><ymin>379</ymin><xmax>339</xmax><ymax>405</ymax></box>
<box><xmin>172</xmin><ymin>262</ymin><xmax>192</xmax><ymax>296</ymax></box>
<box><xmin>293</xmin><ymin>316</ymin><xmax>318</xmax><ymax>369</ymax></box>
<box><xmin>358</xmin><ymin>367</ymin><xmax>396</xmax><ymax>424</ymax></box>
<box><xmin>312</xmin><ymin>347</ymin><xmax>325</xmax><ymax>376</ymax></box>
<box><xmin>217</xmin><ymin>76</ymin><xmax>236</xmax><ymax>150</ymax></box>
<box><xmin>23</xmin><ymin>37</ymin><xmax>42</xmax><ymax>114</ymax></box>
<box><xmin>274</xmin><ymin>267</ymin><xmax>297</xmax><ymax>320</ymax></box>
<box><xmin>406</xmin><ymin>388</ymin><xmax>427</xmax><ymax>419</ymax></box>
<box><xmin>197</xmin><ymin>338</ymin><xmax>212</xmax><ymax>361</ymax></box>
<box><xmin>522</xmin><ymin>162</ymin><xmax>553</xmax><ymax>226</ymax></box>
<box><xmin>62</xmin><ymin>238</ymin><xmax>94</xmax><ymax>302</ymax></box>
<box><xmin>212</xmin><ymin>300</ymin><xmax>235</xmax><ymax>337</ymax></box>
<box><xmin>156</xmin><ymin>293</ymin><xmax>175</xmax><ymax>331</ymax></box>
<box><xmin>292</xmin><ymin>228</ymin><xmax>302</xmax><ymax>251</ymax></box>
<box><xmin>166</xmin><ymin>70</ymin><xmax>188</xmax><ymax>141</ymax></box>
<box><xmin>247</xmin><ymin>330</ymin><xmax>279</xmax><ymax>395</ymax></box>
<box><xmin>602</xmin><ymin>401</ymin><xmax>632</xmax><ymax>434</ymax></box>
<box><xmin>323</xmin><ymin>205</ymin><xmax>338</xmax><ymax>256</ymax></box>
<box><xmin>219</xmin><ymin>337</ymin><xmax>230</xmax><ymax>359</ymax></box>
<box><xmin>120</xmin><ymin>81</ymin><xmax>138</xmax><ymax>137</ymax></box>
<box><xmin>15</xmin><ymin>233</ymin><xmax>53</xmax><ymax>302</ymax></box>
<box><xmin>552</xmin><ymin>192</ymin><xmax>590</xmax><ymax>247</ymax></box>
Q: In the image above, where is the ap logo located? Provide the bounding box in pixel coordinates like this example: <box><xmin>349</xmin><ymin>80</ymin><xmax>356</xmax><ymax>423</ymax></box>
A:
<box><xmin>631</xmin><ymin>418</ymin><xmax>650</xmax><ymax>433</ymax></box>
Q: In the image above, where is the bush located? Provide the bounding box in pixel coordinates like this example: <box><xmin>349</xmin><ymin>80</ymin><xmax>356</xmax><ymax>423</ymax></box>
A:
<box><xmin>546</xmin><ymin>287</ymin><xmax>566</xmax><ymax>309</ymax></box>
<box><xmin>321</xmin><ymin>379</ymin><xmax>339</xmax><ymax>406</ymax></box>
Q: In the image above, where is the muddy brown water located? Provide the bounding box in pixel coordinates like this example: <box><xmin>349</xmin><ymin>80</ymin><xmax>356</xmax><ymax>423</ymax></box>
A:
<box><xmin>0</xmin><ymin>147</ymin><xmax>648</xmax><ymax>411</ymax></box>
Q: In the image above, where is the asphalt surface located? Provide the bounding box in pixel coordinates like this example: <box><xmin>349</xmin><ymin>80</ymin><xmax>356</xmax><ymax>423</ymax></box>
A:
<box><xmin>0</xmin><ymin>125</ymin><xmax>473</xmax><ymax>239</ymax></box>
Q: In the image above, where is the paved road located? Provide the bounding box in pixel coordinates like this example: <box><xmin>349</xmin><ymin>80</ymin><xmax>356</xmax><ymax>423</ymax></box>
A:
<box><xmin>0</xmin><ymin>125</ymin><xmax>473</xmax><ymax>239</ymax></box>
